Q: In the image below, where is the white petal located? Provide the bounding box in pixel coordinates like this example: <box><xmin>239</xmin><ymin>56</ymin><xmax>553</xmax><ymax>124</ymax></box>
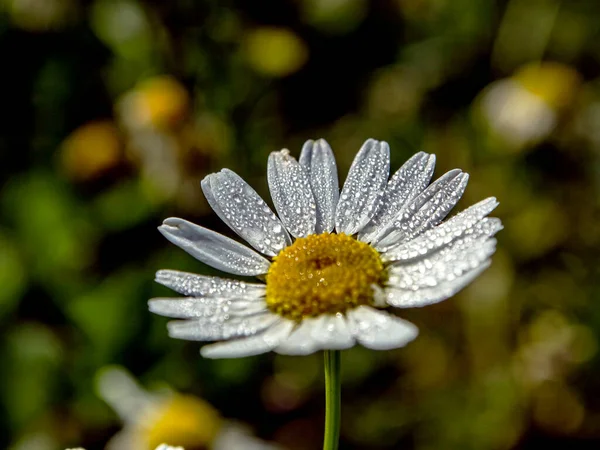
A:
<box><xmin>95</xmin><ymin>366</ymin><xmax>154</xmax><ymax>423</ymax></box>
<box><xmin>149</xmin><ymin>297</ymin><xmax>267</xmax><ymax>319</ymax></box>
<box><xmin>106</xmin><ymin>429</ymin><xmax>145</xmax><ymax>450</ymax></box>
<box><xmin>213</xmin><ymin>422</ymin><xmax>283</xmax><ymax>450</ymax></box>
<box><xmin>309</xmin><ymin>313</ymin><xmax>355</xmax><ymax>349</ymax></box>
<box><xmin>276</xmin><ymin>313</ymin><xmax>354</xmax><ymax>355</ymax></box>
<box><xmin>335</xmin><ymin>139</ymin><xmax>390</xmax><ymax>235</ymax></box>
<box><xmin>359</xmin><ymin>152</ymin><xmax>435</xmax><ymax>243</ymax></box>
<box><xmin>274</xmin><ymin>318</ymin><xmax>319</xmax><ymax>355</ymax></box>
<box><xmin>374</xmin><ymin>169</ymin><xmax>468</xmax><ymax>248</ymax></box>
<box><xmin>346</xmin><ymin>306</ymin><xmax>418</xmax><ymax>350</ymax></box>
<box><xmin>384</xmin><ymin>217</ymin><xmax>502</xmax><ymax>263</ymax></box>
<box><xmin>200</xmin><ymin>320</ymin><xmax>295</xmax><ymax>358</ymax></box>
<box><xmin>159</xmin><ymin>218</ymin><xmax>271</xmax><ymax>276</ymax></box>
<box><xmin>202</xmin><ymin>169</ymin><xmax>291</xmax><ymax>256</ymax></box>
<box><xmin>267</xmin><ymin>150</ymin><xmax>316</xmax><ymax>237</ymax></box>
<box><xmin>387</xmin><ymin>235</ymin><xmax>496</xmax><ymax>288</ymax></box>
<box><xmin>385</xmin><ymin>261</ymin><xmax>491</xmax><ymax>308</ymax></box>
<box><xmin>382</xmin><ymin>198</ymin><xmax>500</xmax><ymax>262</ymax></box>
<box><xmin>299</xmin><ymin>139</ymin><xmax>339</xmax><ymax>234</ymax></box>
<box><xmin>167</xmin><ymin>313</ymin><xmax>279</xmax><ymax>341</ymax></box>
<box><xmin>155</xmin><ymin>269</ymin><xmax>266</xmax><ymax>298</ymax></box>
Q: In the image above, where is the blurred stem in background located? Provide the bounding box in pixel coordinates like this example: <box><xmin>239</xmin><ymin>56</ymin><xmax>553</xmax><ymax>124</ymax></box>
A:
<box><xmin>323</xmin><ymin>350</ymin><xmax>341</xmax><ymax>450</ymax></box>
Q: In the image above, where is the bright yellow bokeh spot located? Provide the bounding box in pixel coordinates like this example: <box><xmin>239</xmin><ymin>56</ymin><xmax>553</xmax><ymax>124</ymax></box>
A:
<box><xmin>244</xmin><ymin>27</ymin><xmax>309</xmax><ymax>77</ymax></box>
<box><xmin>123</xmin><ymin>76</ymin><xmax>189</xmax><ymax>129</ymax></box>
<box><xmin>142</xmin><ymin>394</ymin><xmax>223</xmax><ymax>450</ymax></box>
<box><xmin>60</xmin><ymin>120</ymin><xmax>121</xmax><ymax>181</ymax></box>
<box><xmin>513</xmin><ymin>62</ymin><xmax>580</xmax><ymax>109</ymax></box>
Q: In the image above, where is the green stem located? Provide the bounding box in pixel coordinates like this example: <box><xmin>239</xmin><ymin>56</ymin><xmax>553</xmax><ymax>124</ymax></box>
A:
<box><xmin>323</xmin><ymin>350</ymin><xmax>341</xmax><ymax>450</ymax></box>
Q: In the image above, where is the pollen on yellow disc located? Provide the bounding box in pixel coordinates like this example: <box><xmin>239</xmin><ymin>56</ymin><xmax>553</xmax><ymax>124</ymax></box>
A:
<box><xmin>266</xmin><ymin>234</ymin><xmax>385</xmax><ymax>320</ymax></box>
<box><xmin>131</xmin><ymin>76</ymin><xmax>189</xmax><ymax>128</ymax></box>
<box><xmin>143</xmin><ymin>394</ymin><xmax>223</xmax><ymax>450</ymax></box>
<box><xmin>60</xmin><ymin>120</ymin><xmax>121</xmax><ymax>181</ymax></box>
<box><xmin>244</xmin><ymin>27</ymin><xmax>309</xmax><ymax>77</ymax></box>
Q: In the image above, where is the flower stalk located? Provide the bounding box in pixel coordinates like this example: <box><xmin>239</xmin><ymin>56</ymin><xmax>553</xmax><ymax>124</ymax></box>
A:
<box><xmin>323</xmin><ymin>350</ymin><xmax>341</xmax><ymax>450</ymax></box>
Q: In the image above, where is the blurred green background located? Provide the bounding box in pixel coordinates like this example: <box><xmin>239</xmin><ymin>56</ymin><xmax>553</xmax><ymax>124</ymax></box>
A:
<box><xmin>1</xmin><ymin>0</ymin><xmax>600</xmax><ymax>449</ymax></box>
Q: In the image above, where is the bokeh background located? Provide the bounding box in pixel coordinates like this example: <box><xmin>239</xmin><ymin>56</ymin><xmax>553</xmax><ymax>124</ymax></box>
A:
<box><xmin>1</xmin><ymin>0</ymin><xmax>600</xmax><ymax>449</ymax></box>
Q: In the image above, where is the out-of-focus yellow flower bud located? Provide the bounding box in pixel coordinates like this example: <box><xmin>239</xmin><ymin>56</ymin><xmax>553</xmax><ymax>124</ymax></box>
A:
<box><xmin>60</xmin><ymin>120</ymin><xmax>122</xmax><ymax>181</ymax></box>
<box><xmin>142</xmin><ymin>394</ymin><xmax>222</xmax><ymax>450</ymax></box>
<box><xmin>119</xmin><ymin>76</ymin><xmax>189</xmax><ymax>130</ymax></box>
<box><xmin>244</xmin><ymin>27</ymin><xmax>309</xmax><ymax>77</ymax></box>
<box><xmin>513</xmin><ymin>62</ymin><xmax>581</xmax><ymax>110</ymax></box>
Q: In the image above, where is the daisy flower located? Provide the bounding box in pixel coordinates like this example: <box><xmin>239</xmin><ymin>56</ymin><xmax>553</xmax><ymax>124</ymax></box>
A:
<box><xmin>96</xmin><ymin>366</ymin><xmax>282</xmax><ymax>450</ymax></box>
<box><xmin>150</xmin><ymin>138</ymin><xmax>502</xmax><ymax>358</ymax></box>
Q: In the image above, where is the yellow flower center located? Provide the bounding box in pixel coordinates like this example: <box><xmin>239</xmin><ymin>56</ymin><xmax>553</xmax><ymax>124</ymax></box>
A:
<box><xmin>265</xmin><ymin>233</ymin><xmax>385</xmax><ymax>320</ymax></box>
<box><xmin>144</xmin><ymin>394</ymin><xmax>222</xmax><ymax>450</ymax></box>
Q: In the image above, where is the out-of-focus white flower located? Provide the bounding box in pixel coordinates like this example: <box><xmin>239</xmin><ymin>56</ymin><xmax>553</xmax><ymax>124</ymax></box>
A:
<box><xmin>150</xmin><ymin>139</ymin><xmax>502</xmax><ymax>358</ymax></box>
<box><xmin>96</xmin><ymin>366</ymin><xmax>282</xmax><ymax>450</ymax></box>
<box><xmin>478</xmin><ymin>62</ymin><xmax>580</xmax><ymax>148</ymax></box>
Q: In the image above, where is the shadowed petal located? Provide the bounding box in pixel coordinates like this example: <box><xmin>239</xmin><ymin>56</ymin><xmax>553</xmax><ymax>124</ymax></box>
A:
<box><xmin>200</xmin><ymin>320</ymin><xmax>295</xmax><ymax>358</ymax></box>
<box><xmin>149</xmin><ymin>296</ymin><xmax>267</xmax><ymax>319</ymax></box>
<box><xmin>158</xmin><ymin>218</ymin><xmax>270</xmax><ymax>276</ymax></box>
<box><xmin>167</xmin><ymin>313</ymin><xmax>279</xmax><ymax>341</ymax></box>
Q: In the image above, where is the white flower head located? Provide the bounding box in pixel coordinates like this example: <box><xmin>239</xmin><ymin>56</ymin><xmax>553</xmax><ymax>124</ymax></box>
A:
<box><xmin>150</xmin><ymin>139</ymin><xmax>502</xmax><ymax>358</ymax></box>
<box><xmin>96</xmin><ymin>366</ymin><xmax>281</xmax><ymax>450</ymax></box>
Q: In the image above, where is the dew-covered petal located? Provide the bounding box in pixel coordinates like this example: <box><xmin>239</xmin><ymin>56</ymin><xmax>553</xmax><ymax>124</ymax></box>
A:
<box><xmin>200</xmin><ymin>320</ymin><xmax>295</xmax><ymax>358</ymax></box>
<box><xmin>276</xmin><ymin>313</ymin><xmax>354</xmax><ymax>355</ymax></box>
<box><xmin>335</xmin><ymin>139</ymin><xmax>390</xmax><ymax>235</ymax></box>
<box><xmin>158</xmin><ymin>218</ymin><xmax>271</xmax><ymax>276</ymax></box>
<box><xmin>383</xmin><ymin>217</ymin><xmax>502</xmax><ymax>263</ymax></box>
<box><xmin>267</xmin><ymin>150</ymin><xmax>316</xmax><ymax>238</ymax></box>
<box><xmin>299</xmin><ymin>139</ymin><xmax>339</xmax><ymax>234</ymax></box>
<box><xmin>148</xmin><ymin>296</ymin><xmax>267</xmax><ymax>319</ymax></box>
<box><xmin>202</xmin><ymin>169</ymin><xmax>291</xmax><ymax>256</ymax></box>
<box><xmin>359</xmin><ymin>152</ymin><xmax>435</xmax><ymax>243</ymax></box>
<box><xmin>385</xmin><ymin>261</ymin><xmax>491</xmax><ymax>308</ymax></box>
<box><xmin>374</xmin><ymin>169</ymin><xmax>468</xmax><ymax>248</ymax></box>
<box><xmin>382</xmin><ymin>197</ymin><xmax>500</xmax><ymax>262</ymax></box>
<box><xmin>346</xmin><ymin>306</ymin><xmax>418</xmax><ymax>350</ymax></box>
<box><xmin>167</xmin><ymin>312</ymin><xmax>279</xmax><ymax>341</ymax></box>
<box><xmin>155</xmin><ymin>269</ymin><xmax>266</xmax><ymax>298</ymax></box>
<box><xmin>386</xmin><ymin>234</ymin><xmax>497</xmax><ymax>294</ymax></box>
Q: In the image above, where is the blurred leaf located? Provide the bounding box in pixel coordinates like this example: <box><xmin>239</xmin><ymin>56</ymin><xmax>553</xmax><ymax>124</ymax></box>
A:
<box><xmin>0</xmin><ymin>230</ymin><xmax>27</xmax><ymax>320</ymax></box>
<box><xmin>66</xmin><ymin>269</ymin><xmax>146</xmax><ymax>362</ymax></box>
<box><xmin>1</xmin><ymin>324</ymin><xmax>63</xmax><ymax>430</ymax></box>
